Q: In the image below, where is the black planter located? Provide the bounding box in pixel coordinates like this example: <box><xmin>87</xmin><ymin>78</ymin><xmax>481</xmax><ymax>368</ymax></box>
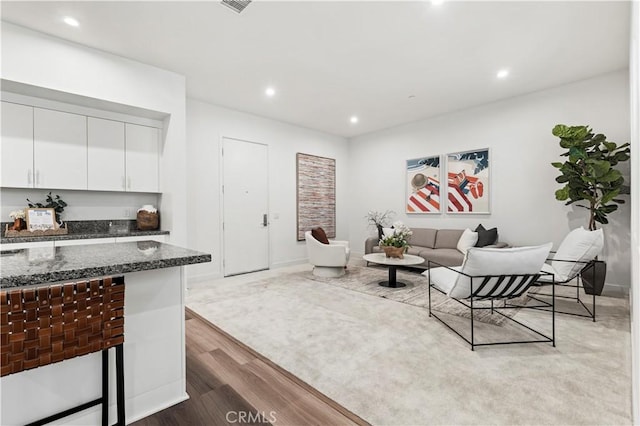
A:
<box><xmin>377</xmin><ymin>224</ymin><xmax>384</xmax><ymax>241</ymax></box>
<box><xmin>581</xmin><ymin>260</ymin><xmax>606</xmax><ymax>296</ymax></box>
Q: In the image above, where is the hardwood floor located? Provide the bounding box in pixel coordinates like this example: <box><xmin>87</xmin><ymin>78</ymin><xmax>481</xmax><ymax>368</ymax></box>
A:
<box><xmin>133</xmin><ymin>309</ymin><xmax>369</xmax><ymax>426</ymax></box>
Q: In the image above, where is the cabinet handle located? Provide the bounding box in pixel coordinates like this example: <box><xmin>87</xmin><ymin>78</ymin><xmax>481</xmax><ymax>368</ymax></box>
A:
<box><xmin>36</xmin><ymin>170</ymin><xmax>40</xmax><ymax>186</ymax></box>
<box><xmin>27</xmin><ymin>169</ymin><xmax>32</xmax><ymax>185</ymax></box>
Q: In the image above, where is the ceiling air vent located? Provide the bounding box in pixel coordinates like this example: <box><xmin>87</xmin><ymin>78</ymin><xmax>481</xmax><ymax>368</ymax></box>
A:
<box><xmin>221</xmin><ymin>0</ymin><xmax>252</xmax><ymax>14</ymax></box>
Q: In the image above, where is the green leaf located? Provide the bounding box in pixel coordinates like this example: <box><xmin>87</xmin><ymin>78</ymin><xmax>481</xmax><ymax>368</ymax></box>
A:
<box><xmin>552</xmin><ymin>124</ymin><xmax>569</xmax><ymax>137</ymax></box>
<box><xmin>555</xmin><ymin>187</ymin><xmax>569</xmax><ymax>201</ymax></box>
<box><xmin>551</xmin><ymin>162</ymin><xmax>564</xmax><ymax>168</ymax></box>
<box><xmin>599</xmin><ymin>169</ymin><xmax>622</xmax><ymax>183</ymax></box>
<box><xmin>600</xmin><ymin>189</ymin><xmax>620</xmax><ymax>204</ymax></box>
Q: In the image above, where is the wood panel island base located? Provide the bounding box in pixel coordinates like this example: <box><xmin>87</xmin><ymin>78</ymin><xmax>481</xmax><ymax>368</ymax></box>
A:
<box><xmin>0</xmin><ymin>242</ymin><xmax>211</xmax><ymax>425</ymax></box>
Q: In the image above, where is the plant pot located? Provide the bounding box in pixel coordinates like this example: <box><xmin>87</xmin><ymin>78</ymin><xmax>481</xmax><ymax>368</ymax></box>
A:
<box><xmin>581</xmin><ymin>260</ymin><xmax>606</xmax><ymax>296</ymax></box>
<box><xmin>376</xmin><ymin>224</ymin><xmax>384</xmax><ymax>241</ymax></box>
<box><xmin>381</xmin><ymin>246</ymin><xmax>405</xmax><ymax>259</ymax></box>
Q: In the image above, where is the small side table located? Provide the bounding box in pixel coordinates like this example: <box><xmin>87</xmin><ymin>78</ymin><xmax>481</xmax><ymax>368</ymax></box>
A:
<box><xmin>363</xmin><ymin>253</ymin><xmax>425</xmax><ymax>288</ymax></box>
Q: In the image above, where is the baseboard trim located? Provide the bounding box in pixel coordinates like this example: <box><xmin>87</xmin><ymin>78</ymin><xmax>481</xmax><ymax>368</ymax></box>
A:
<box><xmin>188</xmin><ymin>272</ymin><xmax>223</xmax><ymax>284</ymax></box>
<box><xmin>602</xmin><ymin>282</ymin><xmax>630</xmax><ymax>297</ymax></box>
<box><xmin>270</xmin><ymin>258</ymin><xmax>308</xmax><ymax>269</ymax></box>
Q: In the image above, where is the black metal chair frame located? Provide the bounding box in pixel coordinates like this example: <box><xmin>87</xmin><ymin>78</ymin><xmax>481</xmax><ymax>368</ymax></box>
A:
<box><xmin>26</xmin><ymin>344</ymin><xmax>126</xmax><ymax>426</ymax></box>
<box><xmin>427</xmin><ymin>260</ymin><xmax>555</xmax><ymax>351</ymax></box>
<box><xmin>524</xmin><ymin>254</ymin><xmax>597</xmax><ymax>322</ymax></box>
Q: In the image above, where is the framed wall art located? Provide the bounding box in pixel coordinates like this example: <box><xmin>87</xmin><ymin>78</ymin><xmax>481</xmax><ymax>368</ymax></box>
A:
<box><xmin>406</xmin><ymin>155</ymin><xmax>441</xmax><ymax>214</ymax></box>
<box><xmin>296</xmin><ymin>153</ymin><xmax>336</xmax><ymax>241</ymax></box>
<box><xmin>25</xmin><ymin>208</ymin><xmax>57</xmax><ymax>232</ymax></box>
<box><xmin>446</xmin><ymin>148</ymin><xmax>490</xmax><ymax>214</ymax></box>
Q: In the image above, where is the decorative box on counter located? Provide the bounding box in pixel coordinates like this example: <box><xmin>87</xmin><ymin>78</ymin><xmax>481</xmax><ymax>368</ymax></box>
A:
<box><xmin>4</xmin><ymin>223</ymin><xmax>69</xmax><ymax>238</ymax></box>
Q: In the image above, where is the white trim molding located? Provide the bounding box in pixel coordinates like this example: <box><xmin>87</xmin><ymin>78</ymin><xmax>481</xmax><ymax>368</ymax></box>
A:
<box><xmin>630</xmin><ymin>2</ymin><xmax>639</xmax><ymax>424</ymax></box>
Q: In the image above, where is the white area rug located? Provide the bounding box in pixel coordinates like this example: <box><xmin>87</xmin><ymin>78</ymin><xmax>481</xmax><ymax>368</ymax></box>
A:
<box><xmin>301</xmin><ymin>265</ymin><xmax>520</xmax><ymax>325</ymax></box>
<box><xmin>187</xmin><ymin>264</ymin><xmax>632</xmax><ymax>425</ymax></box>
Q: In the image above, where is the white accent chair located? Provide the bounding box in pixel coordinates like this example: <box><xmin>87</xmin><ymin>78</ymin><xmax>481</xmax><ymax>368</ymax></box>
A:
<box><xmin>426</xmin><ymin>243</ymin><xmax>554</xmax><ymax>350</ymax></box>
<box><xmin>305</xmin><ymin>231</ymin><xmax>350</xmax><ymax>277</ymax></box>
<box><xmin>532</xmin><ymin>227</ymin><xmax>604</xmax><ymax>321</ymax></box>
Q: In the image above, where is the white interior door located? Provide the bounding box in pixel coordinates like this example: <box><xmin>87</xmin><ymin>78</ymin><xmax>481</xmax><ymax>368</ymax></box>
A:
<box><xmin>222</xmin><ymin>138</ymin><xmax>269</xmax><ymax>276</ymax></box>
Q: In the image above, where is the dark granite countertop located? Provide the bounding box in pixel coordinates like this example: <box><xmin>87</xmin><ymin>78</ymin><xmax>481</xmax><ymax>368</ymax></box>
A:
<box><xmin>1</xmin><ymin>219</ymin><xmax>169</xmax><ymax>244</ymax></box>
<box><xmin>1</xmin><ymin>229</ymin><xmax>169</xmax><ymax>244</ymax></box>
<box><xmin>0</xmin><ymin>241</ymin><xmax>211</xmax><ymax>288</ymax></box>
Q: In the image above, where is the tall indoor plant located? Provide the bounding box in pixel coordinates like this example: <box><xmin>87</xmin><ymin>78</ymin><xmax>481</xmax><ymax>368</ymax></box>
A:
<box><xmin>551</xmin><ymin>124</ymin><xmax>630</xmax><ymax>294</ymax></box>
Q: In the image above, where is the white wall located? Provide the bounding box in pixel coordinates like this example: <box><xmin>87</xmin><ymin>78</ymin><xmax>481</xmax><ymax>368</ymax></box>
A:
<box><xmin>0</xmin><ymin>188</ymin><xmax>158</xmax><ymax>221</ymax></box>
<box><xmin>629</xmin><ymin>2</ymin><xmax>639</xmax><ymax>423</ymax></box>
<box><xmin>0</xmin><ymin>23</ymin><xmax>188</xmax><ymax>245</ymax></box>
<box><xmin>348</xmin><ymin>70</ymin><xmax>631</xmax><ymax>289</ymax></box>
<box><xmin>186</xmin><ymin>99</ymin><xmax>348</xmax><ymax>281</ymax></box>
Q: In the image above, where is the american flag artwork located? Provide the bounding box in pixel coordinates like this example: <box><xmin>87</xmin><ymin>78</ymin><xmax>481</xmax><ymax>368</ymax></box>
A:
<box><xmin>446</xmin><ymin>149</ymin><xmax>490</xmax><ymax>214</ymax></box>
<box><xmin>406</xmin><ymin>156</ymin><xmax>441</xmax><ymax>214</ymax></box>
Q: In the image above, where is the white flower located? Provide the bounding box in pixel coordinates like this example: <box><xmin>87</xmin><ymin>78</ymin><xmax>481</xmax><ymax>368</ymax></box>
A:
<box><xmin>379</xmin><ymin>221</ymin><xmax>412</xmax><ymax>248</ymax></box>
<box><xmin>9</xmin><ymin>209</ymin><xmax>26</xmax><ymax>220</ymax></box>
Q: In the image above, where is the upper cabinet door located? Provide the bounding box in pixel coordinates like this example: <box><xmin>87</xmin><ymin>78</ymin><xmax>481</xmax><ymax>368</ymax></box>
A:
<box><xmin>125</xmin><ymin>123</ymin><xmax>159</xmax><ymax>193</ymax></box>
<box><xmin>34</xmin><ymin>108</ymin><xmax>87</xmax><ymax>190</ymax></box>
<box><xmin>88</xmin><ymin>117</ymin><xmax>126</xmax><ymax>191</ymax></box>
<box><xmin>1</xmin><ymin>102</ymin><xmax>34</xmax><ymax>188</ymax></box>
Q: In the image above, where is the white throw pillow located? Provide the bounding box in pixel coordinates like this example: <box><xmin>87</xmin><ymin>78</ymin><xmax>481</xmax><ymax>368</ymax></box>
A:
<box><xmin>448</xmin><ymin>243</ymin><xmax>553</xmax><ymax>299</ymax></box>
<box><xmin>456</xmin><ymin>228</ymin><xmax>478</xmax><ymax>255</ymax></box>
<box><xmin>551</xmin><ymin>227</ymin><xmax>604</xmax><ymax>281</ymax></box>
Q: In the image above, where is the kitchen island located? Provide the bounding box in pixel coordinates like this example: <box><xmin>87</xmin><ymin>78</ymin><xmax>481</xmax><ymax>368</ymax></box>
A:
<box><xmin>0</xmin><ymin>241</ymin><xmax>211</xmax><ymax>425</ymax></box>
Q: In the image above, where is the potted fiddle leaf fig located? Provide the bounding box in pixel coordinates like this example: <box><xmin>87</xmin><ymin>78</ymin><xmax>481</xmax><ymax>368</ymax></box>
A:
<box><xmin>551</xmin><ymin>124</ymin><xmax>630</xmax><ymax>295</ymax></box>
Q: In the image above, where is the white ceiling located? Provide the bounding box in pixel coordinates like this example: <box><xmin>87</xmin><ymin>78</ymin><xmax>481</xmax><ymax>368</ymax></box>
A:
<box><xmin>0</xmin><ymin>1</ymin><xmax>631</xmax><ymax>138</ymax></box>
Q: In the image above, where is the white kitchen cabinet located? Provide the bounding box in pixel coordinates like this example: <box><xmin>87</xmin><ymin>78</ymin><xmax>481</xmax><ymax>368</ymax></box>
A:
<box><xmin>125</xmin><ymin>123</ymin><xmax>159</xmax><ymax>192</ymax></box>
<box><xmin>34</xmin><ymin>108</ymin><xmax>87</xmax><ymax>190</ymax></box>
<box><xmin>54</xmin><ymin>238</ymin><xmax>116</xmax><ymax>247</ymax></box>
<box><xmin>115</xmin><ymin>235</ymin><xmax>167</xmax><ymax>243</ymax></box>
<box><xmin>88</xmin><ymin>117</ymin><xmax>126</xmax><ymax>191</ymax></box>
<box><xmin>1</xmin><ymin>102</ymin><xmax>34</xmax><ymax>188</ymax></box>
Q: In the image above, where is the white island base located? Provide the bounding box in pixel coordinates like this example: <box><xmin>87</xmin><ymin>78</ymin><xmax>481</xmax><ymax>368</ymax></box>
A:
<box><xmin>1</xmin><ymin>266</ymin><xmax>188</xmax><ymax>425</ymax></box>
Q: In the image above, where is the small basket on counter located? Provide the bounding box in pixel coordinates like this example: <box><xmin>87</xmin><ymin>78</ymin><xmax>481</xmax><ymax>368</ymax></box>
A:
<box><xmin>136</xmin><ymin>205</ymin><xmax>159</xmax><ymax>231</ymax></box>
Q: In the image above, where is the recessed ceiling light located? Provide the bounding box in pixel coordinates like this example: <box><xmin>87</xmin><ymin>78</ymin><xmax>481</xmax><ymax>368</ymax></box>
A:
<box><xmin>431</xmin><ymin>0</ymin><xmax>444</xmax><ymax>6</ymax></box>
<box><xmin>265</xmin><ymin>87</ymin><xmax>276</xmax><ymax>97</ymax></box>
<box><xmin>63</xmin><ymin>16</ymin><xmax>79</xmax><ymax>27</ymax></box>
<box><xmin>350</xmin><ymin>116</ymin><xmax>359</xmax><ymax>124</ymax></box>
<box><xmin>496</xmin><ymin>69</ymin><xmax>510</xmax><ymax>79</ymax></box>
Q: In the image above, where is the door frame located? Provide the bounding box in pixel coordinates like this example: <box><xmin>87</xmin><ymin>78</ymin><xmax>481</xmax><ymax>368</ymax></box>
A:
<box><xmin>219</xmin><ymin>136</ymin><xmax>271</xmax><ymax>277</ymax></box>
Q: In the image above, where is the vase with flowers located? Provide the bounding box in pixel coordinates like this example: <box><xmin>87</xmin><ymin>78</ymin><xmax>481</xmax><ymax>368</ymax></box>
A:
<box><xmin>9</xmin><ymin>209</ymin><xmax>26</xmax><ymax>231</ymax></box>
<box><xmin>379</xmin><ymin>221</ymin><xmax>412</xmax><ymax>258</ymax></box>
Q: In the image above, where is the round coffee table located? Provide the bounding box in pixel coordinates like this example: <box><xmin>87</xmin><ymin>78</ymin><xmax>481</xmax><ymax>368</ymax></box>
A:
<box><xmin>363</xmin><ymin>253</ymin><xmax>425</xmax><ymax>288</ymax></box>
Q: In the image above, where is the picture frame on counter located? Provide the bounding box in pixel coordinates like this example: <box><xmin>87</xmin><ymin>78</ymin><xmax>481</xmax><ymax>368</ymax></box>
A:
<box><xmin>25</xmin><ymin>208</ymin><xmax>57</xmax><ymax>232</ymax></box>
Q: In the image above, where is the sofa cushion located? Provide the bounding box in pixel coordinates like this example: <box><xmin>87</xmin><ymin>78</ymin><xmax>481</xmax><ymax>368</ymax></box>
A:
<box><xmin>434</xmin><ymin>229</ymin><xmax>464</xmax><ymax>249</ymax></box>
<box><xmin>456</xmin><ymin>228</ymin><xmax>478</xmax><ymax>254</ymax></box>
<box><xmin>409</xmin><ymin>228</ymin><xmax>437</xmax><ymax>249</ymax></box>
<box><xmin>419</xmin><ymin>248</ymin><xmax>464</xmax><ymax>267</ymax></box>
<box><xmin>474</xmin><ymin>224</ymin><xmax>498</xmax><ymax>247</ymax></box>
<box><xmin>406</xmin><ymin>247</ymin><xmax>424</xmax><ymax>256</ymax></box>
<box><xmin>311</xmin><ymin>227</ymin><xmax>330</xmax><ymax>244</ymax></box>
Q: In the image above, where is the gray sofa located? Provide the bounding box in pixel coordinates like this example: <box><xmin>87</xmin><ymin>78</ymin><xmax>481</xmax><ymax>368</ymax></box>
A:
<box><xmin>365</xmin><ymin>228</ymin><xmax>506</xmax><ymax>269</ymax></box>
